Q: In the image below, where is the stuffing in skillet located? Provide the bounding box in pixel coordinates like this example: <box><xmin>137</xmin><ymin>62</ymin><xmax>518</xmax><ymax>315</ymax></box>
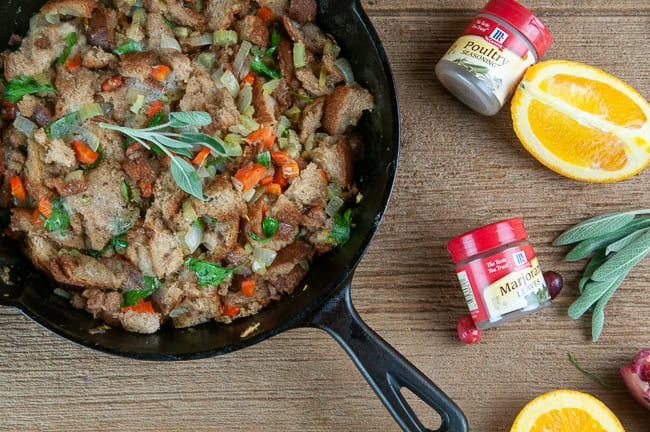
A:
<box><xmin>0</xmin><ymin>0</ymin><xmax>373</xmax><ymax>333</ymax></box>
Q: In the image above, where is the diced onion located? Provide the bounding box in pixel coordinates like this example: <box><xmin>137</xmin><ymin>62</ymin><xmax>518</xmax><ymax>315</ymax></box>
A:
<box><xmin>239</xmin><ymin>115</ymin><xmax>259</xmax><ymax>133</ymax></box>
<box><xmin>293</xmin><ymin>42</ymin><xmax>306</xmax><ymax>68</ymax></box>
<box><xmin>325</xmin><ymin>196</ymin><xmax>345</xmax><ymax>217</ymax></box>
<box><xmin>335</xmin><ymin>58</ymin><xmax>355</xmax><ymax>83</ymax></box>
<box><xmin>241</xmin><ymin>187</ymin><xmax>256</xmax><ymax>201</ymax></box>
<box><xmin>213</xmin><ymin>30</ymin><xmax>238</xmax><ymax>46</ymax></box>
<box><xmin>220</xmin><ymin>70</ymin><xmax>240</xmax><ymax>98</ymax></box>
<box><xmin>233</xmin><ymin>41</ymin><xmax>252</xmax><ymax>76</ymax></box>
<box><xmin>243</xmin><ymin>106</ymin><xmax>255</xmax><ymax>118</ymax></box>
<box><xmin>45</xmin><ymin>13</ymin><xmax>60</xmax><ymax>24</ymax></box>
<box><xmin>223</xmin><ymin>135</ymin><xmax>244</xmax><ymax>157</ymax></box>
<box><xmin>79</xmin><ymin>103</ymin><xmax>104</xmax><ymax>122</ymax></box>
<box><xmin>237</xmin><ymin>84</ymin><xmax>253</xmax><ymax>114</ymax></box>
<box><xmin>13</xmin><ymin>116</ymin><xmax>37</xmax><ymax>138</ymax></box>
<box><xmin>262</xmin><ymin>78</ymin><xmax>280</xmax><ymax>96</ymax></box>
<box><xmin>248</xmin><ymin>186</ymin><xmax>266</xmax><ymax>204</ymax></box>
<box><xmin>169</xmin><ymin>307</ymin><xmax>188</xmax><ymax>318</ymax></box>
<box><xmin>253</xmin><ymin>247</ymin><xmax>277</xmax><ymax>267</ymax></box>
<box><xmin>73</xmin><ymin>127</ymin><xmax>100</xmax><ymax>151</ymax></box>
<box><xmin>285</xmin><ymin>105</ymin><xmax>301</xmax><ymax>122</ymax></box>
<box><xmin>125</xmin><ymin>87</ymin><xmax>142</xmax><ymax>104</ymax></box>
<box><xmin>185</xmin><ymin>220</ymin><xmax>204</xmax><ymax>253</ymax></box>
<box><xmin>196</xmin><ymin>52</ymin><xmax>215</xmax><ymax>70</ymax></box>
<box><xmin>53</xmin><ymin>287</ymin><xmax>71</xmax><ymax>299</ymax></box>
<box><xmin>278</xmin><ymin>136</ymin><xmax>288</xmax><ymax>149</ymax></box>
<box><xmin>304</xmin><ymin>134</ymin><xmax>315</xmax><ymax>152</ymax></box>
<box><xmin>251</xmin><ymin>259</ymin><xmax>266</xmax><ymax>275</ymax></box>
<box><xmin>173</xmin><ymin>27</ymin><xmax>189</xmax><ymax>38</ymax></box>
<box><xmin>131</xmin><ymin>8</ymin><xmax>146</xmax><ymax>25</ymax></box>
<box><xmin>64</xmin><ymin>170</ymin><xmax>83</xmax><ymax>182</ymax></box>
<box><xmin>161</xmin><ymin>34</ymin><xmax>182</xmax><ymax>52</ymax></box>
<box><xmin>275</xmin><ymin>115</ymin><xmax>291</xmax><ymax>138</ymax></box>
<box><xmin>188</xmin><ymin>32</ymin><xmax>213</xmax><ymax>46</ymax></box>
<box><xmin>130</xmin><ymin>94</ymin><xmax>145</xmax><ymax>114</ymax></box>
<box><xmin>327</xmin><ymin>182</ymin><xmax>343</xmax><ymax>199</ymax></box>
<box><xmin>182</xmin><ymin>198</ymin><xmax>197</xmax><ymax>222</ymax></box>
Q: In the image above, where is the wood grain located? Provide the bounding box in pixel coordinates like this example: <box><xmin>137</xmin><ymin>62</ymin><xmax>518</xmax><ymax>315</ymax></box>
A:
<box><xmin>2</xmin><ymin>2</ymin><xmax>650</xmax><ymax>431</ymax></box>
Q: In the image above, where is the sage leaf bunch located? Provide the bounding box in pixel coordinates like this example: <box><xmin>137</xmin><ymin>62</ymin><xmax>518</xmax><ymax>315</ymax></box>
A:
<box><xmin>99</xmin><ymin>111</ymin><xmax>226</xmax><ymax>200</ymax></box>
<box><xmin>556</xmin><ymin>209</ymin><xmax>650</xmax><ymax>341</ymax></box>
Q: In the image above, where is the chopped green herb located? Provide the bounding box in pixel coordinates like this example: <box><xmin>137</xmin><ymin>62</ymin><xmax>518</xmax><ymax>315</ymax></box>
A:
<box><xmin>291</xmin><ymin>91</ymin><xmax>314</xmax><ymax>103</ymax></box>
<box><xmin>4</xmin><ymin>75</ymin><xmax>57</xmax><ymax>103</ymax></box>
<box><xmin>43</xmin><ymin>197</ymin><xmax>70</xmax><ymax>235</ymax></box>
<box><xmin>263</xmin><ymin>216</ymin><xmax>279</xmax><ymax>238</ymax></box>
<box><xmin>163</xmin><ymin>17</ymin><xmax>177</xmax><ymax>28</ymax></box>
<box><xmin>57</xmin><ymin>32</ymin><xmax>77</xmax><ymax>64</ymax></box>
<box><xmin>121</xmin><ymin>275</ymin><xmax>162</xmax><ymax>307</ymax></box>
<box><xmin>148</xmin><ymin>111</ymin><xmax>166</xmax><ymax>127</ymax></box>
<box><xmin>250</xmin><ymin>56</ymin><xmax>282</xmax><ymax>80</ymax></box>
<box><xmin>121</xmin><ymin>179</ymin><xmax>130</xmax><ymax>203</ymax></box>
<box><xmin>185</xmin><ymin>258</ymin><xmax>241</xmax><ymax>287</ymax></box>
<box><xmin>87</xmin><ymin>233</ymin><xmax>129</xmax><ymax>258</ymax></box>
<box><xmin>46</xmin><ymin>111</ymin><xmax>79</xmax><ymax>139</ymax></box>
<box><xmin>567</xmin><ymin>352</ymin><xmax>611</xmax><ymax>389</ymax></box>
<box><xmin>113</xmin><ymin>40</ymin><xmax>143</xmax><ymax>56</ymax></box>
<box><xmin>264</xmin><ymin>30</ymin><xmax>281</xmax><ymax>57</ymax></box>
<box><xmin>257</xmin><ymin>151</ymin><xmax>271</xmax><ymax>167</ymax></box>
<box><xmin>329</xmin><ymin>209</ymin><xmax>352</xmax><ymax>245</ymax></box>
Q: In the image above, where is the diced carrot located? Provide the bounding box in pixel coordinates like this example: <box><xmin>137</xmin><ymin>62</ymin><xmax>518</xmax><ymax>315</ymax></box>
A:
<box><xmin>72</xmin><ymin>140</ymin><xmax>99</xmax><ymax>164</ymax></box>
<box><xmin>101</xmin><ymin>76</ymin><xmax>124</xmax><ymax>92</ymax></box>
<box><xmin>125</xmin><ymin>142</ymin><xmax>144</xmax><ymax>158</ymax></box>
<box><xmin>270</xmin><ymin>151</ymin><xmax>291</xmax><ymax>165</ymax></box>
<box><xmin>259</xmin><ymin>175</ymin><xmax>273</xmax><ymax>185</ymax></box>
<box><xmin>257</xmin><ymin>7</ymin><xmax>274</xmax><ymax>21</ymax></box>
<box><xmin>146</xmin><ymin>101</ymin><xmax>164</xmax><ymax>119</ymax></box>
<box><xmin>65</xmin><ymin>53</ymin><xmax>82</xmax><ymax>71</ymax></box>
<box><xmin>139</xmin><ymin>179</ymin><xmax>153</xmax><ymax>197</ymax></box>
<box><xmin>273</xmin><ymin>168</ymin><xmax>288</xmax><ymax>188</ymax></box>
<box><xmin>321</xmin><ymin>169</ymin><xmax>328</xmax><ymax>183</ymax></box>
<box><xmin>10</xmin><ymin>176</ymin><xmax>26</xmax><ymax>201</ymax></box>
<box><xmin>242</xmin><ymin>71</ymin><xmax>256</xmax><ymax>86</ymax></box>
<box><xmin>33</xmin><ymin>208</ymin><xmax>44</xmax><ymax>225</ymax></box>
<box><xmin>281</xmin><ymin>161</ymin><xmax>300</xmax><ymax>179</ymax></box>
<box><xmin>121</xmin><ymin>298</ymin><xmax>156</xmax><ymax>314</ymax></box>
<box><xmin>241</xmin><ymin>279</ymin><xmax>256</xmax><ymax>297</ymax></box>
<box><xmin>150</xmin><ymin>64</ymin><xmax>171</xmax><ymax>81</ymax></box>
<box><xmin>192</xmin><ymin>146</ymin><xmax>211</xmax><ymax>166</ymax></box>
<box><xmin>223</xmin><ymin>304</ymin><xmax>240</xmax><ymax>317</ymax></box>
<box><xmin>38</xmin><ymin>198</ymin><xmax>52</xmax><ymax>219</ymax></box>
<box><xmin>266</xmin><ymin>183</ymin><xmax>282</xmax><ymax>195</ymax></box>
<box><xmin>234</xmin><ymin>163</ymin><xmax>267</xmax><ymax>192</ymax></box>
<box><xmin>262</xmin><ymin>203</ymin><xmax>269</xmax><ymax>215</ymax></box>
<box><xmin>247</xmin><ymin>126</ymin><xmax>276</xmax><ymax>149</ymax></box>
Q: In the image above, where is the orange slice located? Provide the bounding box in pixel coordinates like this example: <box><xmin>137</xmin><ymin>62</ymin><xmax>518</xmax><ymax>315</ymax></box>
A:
<box><xmin>510</xmin><ymin>390</ymin><xmax>625</xmax><ymax>432</ymax></box>
<box><xmin>511</xmin><ymin>60</ymin><xmax>650</xmax><ymax>182</ymax></box>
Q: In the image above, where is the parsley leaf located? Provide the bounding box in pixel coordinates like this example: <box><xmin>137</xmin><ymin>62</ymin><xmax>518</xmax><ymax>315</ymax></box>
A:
<box><xmin>121</xmin><ymin>275</ymin><xmax>162</xmax><ymax>307</ymax></box>
<box><xmin>249</xmin><ymin>216</ymin><xmax>279</xmax><ymax>243</ymax></box>
<box><xmin>250</xmin><ymin>57</ymin><xmax>282</xmax><ymax>80</ymax></box>
<box><xmin>57</xmin><ymin>32</ymin><xmax>77</xmax><ymax>64</ymax></box>
<box><xmin>329</xmin><ymin>209</ymin><xmax>352</xmax><ymax>245</ymax></box>
<box><xmin>148</xmin><ymin>111</ymin><xmax>166</xmax><ymax>127</ymax></box>
<box><xmin>256</xmin><ymin>151</ymin><xmax>270</xmax><ymax>167</ymax></box>
<box><xmin>113</xmin><ymin>40</ymin><xmax>143</xmax><ymax>56</ymax></box>
<box><xmin>185</xmin><ymin>258</ymin><xmax>239</xmax><ymax>287</ymax></box>
<box><xmin>43</xmin><ymin>197</ymin><xmax>70</xmax><ymax>235</ymax></box>
<box><xmin>4</xmin><ymin>75</ymin><xmax>57</xmax><ymax>103</ymax></box>
<box><xmin>264</xmin><ymin>30</ymin><xmax>281</xmax><ymax>57</ymax></box>
<box><xmin>86</xmin><ymin>234</ymin><xmax>129</xmax><ymax>258</ymax></box>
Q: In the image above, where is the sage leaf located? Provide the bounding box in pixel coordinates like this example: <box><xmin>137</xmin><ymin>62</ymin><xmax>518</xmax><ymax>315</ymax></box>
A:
<box><xmin>180</xmin><ymin>132</ymin><xmax>226</xmax><ymax>155</ymax></box>
<box><xmin>591</xmin><ymin>230</ymin><xmax>650</xmax><ymax>281</ymax></box>
<box><xmin>565</xmin><ymin>218</ymin><xmax>650</xmax><ymax>261</ymax></box>
<box><xmin>606</xmin><ymin>227</ymin><xmax>650</xmax><ymax>255</ymax></box>
<box><xmin>569</xmin><ymin>274</ymin><xmax>628</xmax><ymax>319</ymax></box>
<box><xmin>591</xmin><ymin>274</ymin><xmax>625</xmax><ymax>342</ymax></box>
<box><xmin>553</xmin><ymin>212</ymin><xmax>638</xmax><ymax>246</ymax></box>
<box><xmin>579</xmin><ymin>249</ymin><xmax>607</xmax><ymax>294</ymax></box>
<box><xmin>169</xmin><ymin>111</ymin><xmax>212</xmax><ymax>127</ymax></box>
<box><xmin>154</xmin><ymin>134</ymin><xmax>194</xmax><ymax>150</ymax></box>
<box><xmin>170</xmin><ymin>157</ymin><xmax>204</xmax><ymax>200</ymax></box>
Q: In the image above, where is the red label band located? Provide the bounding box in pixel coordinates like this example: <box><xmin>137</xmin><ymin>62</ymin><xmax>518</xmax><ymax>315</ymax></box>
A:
<box><xmin>462</xmin><ymin>16</ymin><xmax>529</xmax><ymax>58</ymax></box>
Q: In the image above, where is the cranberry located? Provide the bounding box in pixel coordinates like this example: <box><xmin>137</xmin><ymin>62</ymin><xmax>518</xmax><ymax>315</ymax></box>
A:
<box><xmin>543</xmin><ymin>271</ymin><xmax>564</xmax><ymax>300</ymax></box>
<box><xmin>457</xmin><ymin>314</ymin><xmax>482</xmax><ymax>344</ymax></box>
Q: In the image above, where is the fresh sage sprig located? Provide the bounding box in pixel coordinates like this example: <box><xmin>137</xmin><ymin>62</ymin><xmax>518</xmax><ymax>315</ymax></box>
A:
<box><xmin>99</xmin><ymin>111</ymin><xmax>226</xmax><ymax>200</ymax></box>
<box><xmin>556</xmin><ymin>209</ymin><xmax>650</xmax><ymax>341</ymax></box>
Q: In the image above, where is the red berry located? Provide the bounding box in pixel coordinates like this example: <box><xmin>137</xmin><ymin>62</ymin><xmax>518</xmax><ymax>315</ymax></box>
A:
<box><xmin>543</xmin><ymin>271</ymin><xmax>564</xmax><ymax>300</ymax></box>
<box><xmin>457</xmin><ymin>314</ymin><xmax>482</xmax><ymax>344</ymax></box>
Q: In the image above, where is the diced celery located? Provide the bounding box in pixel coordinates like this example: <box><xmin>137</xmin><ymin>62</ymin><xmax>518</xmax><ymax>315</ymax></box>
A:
<box><xmin>293</xmin><ymin>42</ymin><xmax>306</xmax><ymax>68</ymax></box>
<box><xmin>213</xmin><ymin>30</ymin><xmax>238</xmax><ymax>46</ymax></box>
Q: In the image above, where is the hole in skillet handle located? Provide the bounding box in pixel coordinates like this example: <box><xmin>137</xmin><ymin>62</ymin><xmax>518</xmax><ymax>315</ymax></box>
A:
<box><xmin>305</xmin><ymin>279</ymin><xmax>469</xmax><ymax>432</ymax></box>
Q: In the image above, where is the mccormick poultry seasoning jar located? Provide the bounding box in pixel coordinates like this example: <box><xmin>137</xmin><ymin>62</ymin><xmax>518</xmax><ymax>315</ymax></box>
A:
<box><xmin>447</xmin><ymin>218</ymin><xmax>551</xmax><ymax>329</ymax></box>
<box><xmin>435</xmin><ymin>0</ymin><xmax>552</xmax><ymax>115</ymax></box>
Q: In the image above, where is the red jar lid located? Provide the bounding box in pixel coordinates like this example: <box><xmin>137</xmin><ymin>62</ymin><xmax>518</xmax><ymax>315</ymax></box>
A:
<box><xmin>447</xmin><ymin>218</ymin><xmax>528</xmax><ymax>263</ymax></box>
<box><xmin>481</xmin><ymin>0</ymin><xmax>552</xmax><ymax>57</ymax></box>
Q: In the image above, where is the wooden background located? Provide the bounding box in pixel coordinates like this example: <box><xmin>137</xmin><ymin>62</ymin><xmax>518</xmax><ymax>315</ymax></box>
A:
<box><xmin>2</xmin><ymin>1</ymin><xmax>650</xmax><ymax>430</ymax></box>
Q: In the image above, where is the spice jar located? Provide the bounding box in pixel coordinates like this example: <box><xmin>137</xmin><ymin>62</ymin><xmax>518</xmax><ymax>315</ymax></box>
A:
<box><xmin>435</xmin><ymin>0</ymin><xmax>552</xmax><ymax>115</ymax></box>
<box><xmin>447</xmin><ymin>218</ymin><xmax>551</xmax><ymax>329</ymax></box>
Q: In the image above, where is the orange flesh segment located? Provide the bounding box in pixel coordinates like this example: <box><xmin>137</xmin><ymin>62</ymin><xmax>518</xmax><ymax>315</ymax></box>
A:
<box><xmin>528</xmin><ymin>99</ymin><xmax>629</xmax><ymax>171</ymax></box>
<box><xmin>531</xmin><ymin>408</ymin><xmax>607</xmax><ymax>432</ymax></box>
<box><xmin>539</xmin><ymin>74</ymin><xmax>648</xmax><ymax>129</ymax></box>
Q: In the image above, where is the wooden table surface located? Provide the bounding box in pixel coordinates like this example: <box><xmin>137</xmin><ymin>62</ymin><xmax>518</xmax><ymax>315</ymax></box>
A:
<box><xmin>2</xmin><ymin>1</ymin><xmax>650</xmax><ymax>431</ymax></box>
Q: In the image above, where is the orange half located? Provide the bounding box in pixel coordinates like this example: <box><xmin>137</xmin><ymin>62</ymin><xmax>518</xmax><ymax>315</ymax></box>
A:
<box><xmin>510</xmin><ymin>390</ymin><xmax>625</xmax><ymax>432</ymax></box>
<box><xmin>511</xmin><ymin>60</ymin><xmax>650</xmax><ymax>182</ymax></box>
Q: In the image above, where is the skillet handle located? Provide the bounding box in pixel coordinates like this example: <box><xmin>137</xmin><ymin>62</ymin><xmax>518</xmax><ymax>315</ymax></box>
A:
<box><xmin>307</xmin><ymin>280</ymin><xmax>468</xmax><ymax>432</ymax></box>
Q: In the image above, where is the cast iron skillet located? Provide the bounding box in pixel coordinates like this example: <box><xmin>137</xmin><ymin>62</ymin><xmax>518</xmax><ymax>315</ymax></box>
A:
<box><xmin>0</xmin><ymin>1</ymin><xmax>468</xmax><ymax>431</ymax></box>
